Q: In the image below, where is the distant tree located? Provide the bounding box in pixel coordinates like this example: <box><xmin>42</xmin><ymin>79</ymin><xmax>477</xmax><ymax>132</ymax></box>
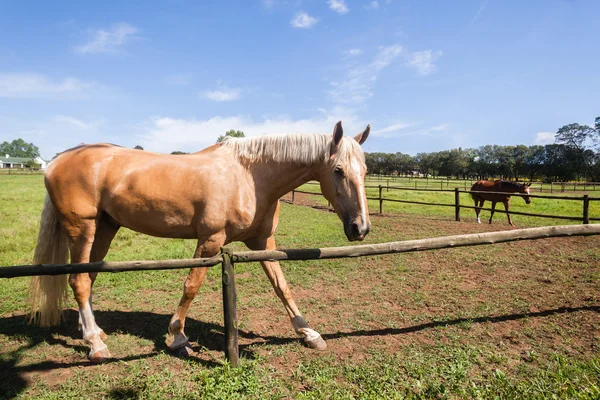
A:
<box><xmin>0</xmin><ymin>138</ymin><xmax>40</xmax><ymax>158</ymax></box>
<box><xmin>523</xmin><ymin>145</ymin><xmax>545</xmax><ymax>182</ymax></box>
<box><xmin>395</xmin><ymin>152</ymin><xmax>414</xmax><ymax>176</ymax></box>
<box><xmin>512</xmin><ymin>145</ymin><xmax>529</xmax><ymax>181</ymax></box>
<box><xmin>171</xmin><ymin>151</ymin><xmax>188</xmax><ymax>155</ymax></box>
<box><xmin>25</xmin><ymin>159</ymin><xmax>40</xmax><ymax>169</ymax></box>
<box><xmin>555</xmin><ymin>123</ymin><xmax>598</xmax><ymax>181</ymax></box>
<box><xmin>134</xmin><ymin>145</ymin><xmax>144</xmax><ymax>150</ymax></box>
<box><xmin>216</xmin><ymin>129</ymin><xmax>245</xmax><ymax>143</ymax></box>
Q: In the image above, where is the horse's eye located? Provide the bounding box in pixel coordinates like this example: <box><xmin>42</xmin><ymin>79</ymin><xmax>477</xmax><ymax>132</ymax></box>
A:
<box><xmin>334</xmin><ymin>167</ymin><xmax>344</xmax><ymax>177</ymax></box>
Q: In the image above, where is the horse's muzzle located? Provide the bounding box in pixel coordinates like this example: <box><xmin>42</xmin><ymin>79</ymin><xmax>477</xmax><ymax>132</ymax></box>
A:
<box><xmin>346</xmin><ymin>220</ymin><xmax>371</xmax><ymax>241</ymax></box>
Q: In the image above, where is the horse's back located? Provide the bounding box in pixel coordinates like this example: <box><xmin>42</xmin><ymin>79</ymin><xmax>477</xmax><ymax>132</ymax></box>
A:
<box><xmin>471</xmin><ymin>180</ymin><xmax>508</xmax><ymax>201</ymax></box>
<box><xmin>44</xmin><ymin>143</ymin><xmax>253</xmax><ymax>238</ymax></box>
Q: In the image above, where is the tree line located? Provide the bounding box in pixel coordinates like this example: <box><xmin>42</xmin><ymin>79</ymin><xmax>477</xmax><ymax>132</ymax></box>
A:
<box><xmin>366</xmin><ymin>117</ymin><xmax>600</xmax><ymax>182</ymax></box>
<box><xmin>4</xmin><ymin>120</ymin><xmax>598</xmax><ymax>182</ymax></box>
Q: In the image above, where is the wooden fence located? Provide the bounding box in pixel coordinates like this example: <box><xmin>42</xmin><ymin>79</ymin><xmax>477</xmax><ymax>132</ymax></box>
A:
<box><xmin>365</xmin><ymin>175</ymin><xmax>600</xmax><ymax>193</ymax></box>
<box><xmin>1</xmin><ymin>224</ymin><xmax>600</xmax><ymax>366</ymax></box>
<box><xmin>0</xmin><ymin>169</ymin><xmax>44</xmax><ymax>175</ymax></box>
<box><xmin>291</xmin><ymin>183</ymin><xmax>600</xmax><ymax>224</ymax></box>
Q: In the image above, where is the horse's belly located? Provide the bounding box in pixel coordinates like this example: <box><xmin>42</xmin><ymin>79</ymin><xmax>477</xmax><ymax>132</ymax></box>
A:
<box><xmin>102</xmin><ymin>194</ymin><xmax>202</xmax><ymax>239</ymax></box>
<box><xmin>114</xmin><ymin>213</ymin><xmax>199</xmax><ymax>239</ymax></box>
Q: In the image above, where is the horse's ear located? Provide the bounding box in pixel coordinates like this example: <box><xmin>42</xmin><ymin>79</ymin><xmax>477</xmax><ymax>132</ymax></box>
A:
<box><xmin>330</xmin><ymin>121</ymin><xmax>344</xmax><ymax>157</ymax></box>
<box><xmin>354</xmin><ymin>124</ymin><xmax>370</xmax><ymax>145</ymax></box>
<box><xmin>526</xmin><ymin>182</ymin><xmax>532</xmax><ymax>187</ymax></box>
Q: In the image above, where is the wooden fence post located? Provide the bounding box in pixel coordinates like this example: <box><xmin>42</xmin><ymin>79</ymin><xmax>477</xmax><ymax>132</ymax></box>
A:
<box><xmin>379</xmin><ymin>185</ymin><xmax>383</xmax><ymax>214</ymax></box>
<box><xmin>291</xmin><ymin>190</ymin><xmax>295</xmax><ymax>203</ymax></box>
<box><xmin>221</xmin><ymin>248</ymin><xmax>239</xmax><ymax>366</ymax></box>
<box><xmin>455</xmin><ymin>188</ymin><xmax>461</xmax><ymax>222</ymax></box>
<box><xmin>583</xmin><ymin>195</ymin><xmax>590</xmax><ymax>225</ymax></box>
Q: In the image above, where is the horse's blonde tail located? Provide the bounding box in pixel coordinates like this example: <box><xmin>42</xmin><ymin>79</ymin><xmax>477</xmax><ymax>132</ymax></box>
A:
<box><xmin>29</xmin><ymin>194</ymin><xmax>70</xmax><ymax>327</ymax></box>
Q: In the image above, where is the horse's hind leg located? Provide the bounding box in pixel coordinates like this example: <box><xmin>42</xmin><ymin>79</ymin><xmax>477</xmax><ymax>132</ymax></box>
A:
<box><xmin>245</xmin><ymin>235</ymin><xmax>326</xmax><ymax>350</ymax></box>
<box><xmin>65</xmin><ymin>217</ymin><xmax>111</xmax><ymax>362</ymax></box>
<box><xmin>167</xmin><ymin>233</ymin><xmax>224</xmax><ymax>355</ymax></box>
<box><xmin>475</xmin><ymin>198</ymin><xmax>484</xmax><ymax>223</ymax></box>
<box><xmin>77</xmin><ymin>217</ymin><xmax>120</xmax><ymax>342</ymax></box>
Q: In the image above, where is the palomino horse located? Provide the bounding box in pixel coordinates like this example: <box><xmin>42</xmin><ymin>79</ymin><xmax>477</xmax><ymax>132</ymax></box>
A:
<box><xmin>470</xmin><ymin>180</ymin><xmax>531</xmax><ymax>225</ymax></box>
<box><xmin>29</xmin><ymin>121</ymin><xmax>371</xmax><ymax>362</ymax></box>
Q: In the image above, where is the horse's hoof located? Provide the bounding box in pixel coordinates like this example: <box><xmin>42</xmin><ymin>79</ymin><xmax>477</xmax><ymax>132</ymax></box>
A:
<box><xmin>171</xmin><ymin>343</ymin><xmax>194</xmax><ymax>357</ymax></box>
<box><xmin>88</xmin><ymin>348</ymin><xmax>111</xmax><ymax>364</ymax></box>
<box><xmin>304</xmin><ymin>335</ymin><xmax>327</xmax><ymax>350</ymax></box>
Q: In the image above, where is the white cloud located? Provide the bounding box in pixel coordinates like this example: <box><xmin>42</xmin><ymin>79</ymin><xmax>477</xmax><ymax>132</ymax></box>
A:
<box><xmin>430</xmin><ymin>123</ymin><xmax>449</xmax><ymax>131</ymax></box>
<box><xmin>0</xmin><ymin>115</ymin><xmax>106</xmax><ymax>159</ymax></box>
<box><xmin>371</xmin><ymin>122</ymin><xmax>450</xmax><ymax>138</ymax></box>
<box><xmin>372</xmin><ymin>122</ymin><xmax>418</xmax><ymax>137</ymax></box>
<box><xmin>367</xmin><ymin>1</ymin><xmax>380</xmax><ymax>10</ymax></box>
<box><xmin>53</xmin><ymin>115</ymin><xmax>93</xmax><ymax>129</ymax></box>
<box><xmin>139</xmin><ymin>108</ymin><xmax>366</xmax><ymax>153</ymax></box>
<box><xmin>535</xmin><ymin>132</ymin><xmax>555</xmax><ymax>145</ymax></box>
<box><xmin>406</xmin><ymin>50</ymin><xmax>443</xmax><ymax>76</ymax></box>
<box><xmin>262</xmin><ymin>0</ymin><xmax>277</xmax><ymax>10</ymax></box>
<box><xmin>345</xmin><ymin>48</ymin><xmax>362</xmax><ymax>56</ymax></box>
<box><xmin>201</xmin><ymin>86</ymin><xmax>241</xmax><ymax>102</ymax></box>
<box><xmin>328</xmin><ymin>44</ymin><xmax>403</xmax><ymax>105</ymax></box>
<box><xmin>165</xmin><ymin>74</ymin><xmax>191</xmax><ymax>86</ymax></box>
<box><xmin>75</xmin><ymin>23</ymin><xmax>138</xmax><ymax>54</ymax></box>
<box><xmin>290</xmin><ymin>12</ymin><xmax>318</xmax><ymax>28</ymax></box>
<box><xmin>328</xmin><ymin>0</ymin><xmax>349</xmax><ymax>14</ymax></box>
<box><xmin>372</xmin><ymin>44</ymin><xmax>403</xmax><ymax>70</ymax></box>
<box><xmin>0</xmin><ymin>73</ymin><xmax>93</xmax><ymax>99</ymax></box>
<box><xmin>469</xmin><ymin>0</ymin><xmax>487</xmax><ymax>29</ymax></box>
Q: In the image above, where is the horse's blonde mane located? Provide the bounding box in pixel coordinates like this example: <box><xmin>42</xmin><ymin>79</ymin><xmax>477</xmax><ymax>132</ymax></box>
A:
<box><xmin>222</xmin><ymin>133</ymin><xmax>365</xmax><ymax>166</ymax></box>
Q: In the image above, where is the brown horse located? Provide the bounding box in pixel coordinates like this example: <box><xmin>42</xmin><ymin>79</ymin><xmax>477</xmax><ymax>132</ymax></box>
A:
<box><xmin>470</xmin><ymin>180</ymin><xmax>531</xmax><ymax>225</ymax></box>
<box><xmin>29</xmin><ymin>121</ymin><xmax>371</xmax><ymax>362</ymax></box>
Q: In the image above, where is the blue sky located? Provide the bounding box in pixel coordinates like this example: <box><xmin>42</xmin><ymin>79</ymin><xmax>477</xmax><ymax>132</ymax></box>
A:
<box><xmin>0</xmin><ymin>0</ymin><xmax>598</xmax><ymax>159</ymax></box>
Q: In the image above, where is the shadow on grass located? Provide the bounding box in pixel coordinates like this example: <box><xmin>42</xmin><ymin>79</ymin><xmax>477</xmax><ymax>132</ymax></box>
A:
<box><xmin>0</xmin><ymin>305</ymin><xmax>598</xmax><ymax>399</ymax></box>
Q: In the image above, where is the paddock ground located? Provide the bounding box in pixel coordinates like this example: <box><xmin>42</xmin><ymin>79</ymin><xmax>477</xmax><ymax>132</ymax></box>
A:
<box><xmin>0</xmin><ymin>175</ymin><xmax>599</xmax><ymax>399</ymax></box>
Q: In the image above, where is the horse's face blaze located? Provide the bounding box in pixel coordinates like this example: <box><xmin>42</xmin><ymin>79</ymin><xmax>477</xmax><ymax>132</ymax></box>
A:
<box><xmin>320</xmin><ymin>123</ymin><xmax>371</xmax><ymax>241</ymax></box>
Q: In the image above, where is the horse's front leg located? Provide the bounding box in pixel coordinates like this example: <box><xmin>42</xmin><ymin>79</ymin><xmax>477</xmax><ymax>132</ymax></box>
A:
<box><xmin>166</xmin><ymin>233</ymin><xmax>224</xmax><ymax>356</ymax></box>
<box><xmin>488</xmin><ymin>201</ymin><xmax>497</xmax><ymax>224</ymax></box>
<box><xmin>245</xmin><ymin>236</ymin><xmax>327</xmax><ymax>350</ymax></box>
<box><xmin>503</xmin><ymin>199</ymin><xmax>514</xmax><ymax>226</ymax></box>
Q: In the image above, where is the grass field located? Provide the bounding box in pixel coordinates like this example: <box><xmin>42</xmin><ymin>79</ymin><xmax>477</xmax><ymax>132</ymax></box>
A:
<box><xmin>1</xmin><ymin>175</ymin><xmax>599</xmax><ymax>399</ymax></box>
<box><xmin>364</xmin><ymin>175</ymin><xmax>600</xmax><ymax>195</ymax></box>
<box><xmin>293</xmin><ymin>182</ymin><xmax>600</xmax><ymax>227</ymax></box>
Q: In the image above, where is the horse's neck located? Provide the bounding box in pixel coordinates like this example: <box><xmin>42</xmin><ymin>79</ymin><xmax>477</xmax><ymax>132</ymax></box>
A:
<box><xmin>249</xmin><ymin>160</ymin><xmax>318</xmax><ymax>201</ymax></box>
<box><xmin>499</xmin><ymin>182</ymin><xmax>518</xmax><ymax>193</ymax></box>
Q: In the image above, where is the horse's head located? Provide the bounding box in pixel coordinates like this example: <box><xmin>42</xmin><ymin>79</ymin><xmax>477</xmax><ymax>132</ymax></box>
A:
<box><xmin>520</xmin><ymin>182</ymin><xmax>532</xmax><ymax>204</ymax></box>
<box><xmin>319</xmin><ymin>121</ymin><xmax>371</xmax><ymax>241</ymax></box>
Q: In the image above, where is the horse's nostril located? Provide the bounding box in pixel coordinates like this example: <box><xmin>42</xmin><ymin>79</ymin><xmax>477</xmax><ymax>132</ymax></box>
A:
<box><xmin>351</xmin><ymin>223</ymin><xmax>360</xmax><ymax>235</ymax></box>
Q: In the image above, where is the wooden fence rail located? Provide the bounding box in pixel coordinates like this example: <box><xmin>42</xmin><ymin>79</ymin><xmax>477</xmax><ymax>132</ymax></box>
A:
<box><xmin>291</xmin><ymin>185</ymin><xmax>600</xmax><ymax>224</ymax></box>
<box><xmin>1</xmin><ymin>224</ymin><xmax>600</xmax><ymax>366</ymax></box>
<box><xmin>364</xmin><ymin>175</ymin><xmax>600</xmax><ymax>193</ymax></box>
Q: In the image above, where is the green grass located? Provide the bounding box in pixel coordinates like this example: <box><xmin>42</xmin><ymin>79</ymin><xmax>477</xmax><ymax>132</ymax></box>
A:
<box><xmin>295</xmin><ymin>181</ymin><xmax>600</xmax><ymax>226</ymax></box>
<box><xmin>1</xmin><ymin>175</ymin><xmax>599</xmax><ymax>399</ymax></box>
<box><xmin>364</xmin><ymin>175</ymin><xmax>600</xmax><ymax>194</ymax></box>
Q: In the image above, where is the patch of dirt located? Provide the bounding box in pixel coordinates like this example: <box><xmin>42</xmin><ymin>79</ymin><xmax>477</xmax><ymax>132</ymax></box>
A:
<box><xmin>3</xmin><ymin>197</ymin><xmax>599</xmax><ymax>394</ymax></box>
